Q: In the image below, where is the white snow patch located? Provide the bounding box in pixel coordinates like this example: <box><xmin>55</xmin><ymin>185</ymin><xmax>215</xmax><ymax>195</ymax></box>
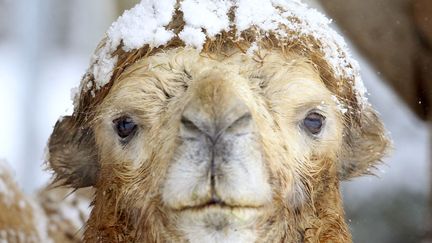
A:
<box><xmin>74</xmin><ymin>0</ymin><xmax>368</xmax><ymax>110</ymax></box>
<box><xmin>179</xmin><ymin>26</ymin><xmax>207</xmax><ymax>50</ymax></box>
<box><xmin>354</xmin><ymin>75</ymin><xmax>369</xmax><ymax>104</ymax></box>
<box><xmin>86</xmin><ymin>0</ymin><xmax>176</xmax><ymax>92</ymax></box>
<box><xmin>90</xmin><ymin>47</ymin><xmax>119</xmax><ymax>90</ymax></box>
<box><xmin>235</xmin><ymin>0</ymin><xmax>283</xmax><ymax>32</ymax></box>
<box><xmin>180</xmin><ymin>0</ymin><xmax>233</xmax><ymax>37</ymax></box>
<box><xmin>108</xmin><ymin>0</ymin><xmax>176</xmax><ymax>50</ymax></box>
<box><xmin>246</xmin><ymin>42</ymin><xmax>259</xmax><ymax>56</ymax></box>
<box><xmin>331</xmin><ymin>95</ymin><xmax>348</xmax><ymax>114</ymax></box>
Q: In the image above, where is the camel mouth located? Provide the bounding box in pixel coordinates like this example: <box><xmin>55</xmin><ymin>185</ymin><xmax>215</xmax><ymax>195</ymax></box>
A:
<box><xmin>175</xmin><ymin>199</ymin><xmax>264</xmax><ymax>212</ymax></box>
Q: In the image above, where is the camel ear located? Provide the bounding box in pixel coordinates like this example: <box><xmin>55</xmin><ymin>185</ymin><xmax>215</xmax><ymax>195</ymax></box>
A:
<box><xmin>338</xmin><ymin>107</ymin><xmax>390</xmax><ymax>180</ymax></box>
<box><xmin>48</xmin><ymin>116</ymin><xmax>99</xmax><ymax>188</ymax></box>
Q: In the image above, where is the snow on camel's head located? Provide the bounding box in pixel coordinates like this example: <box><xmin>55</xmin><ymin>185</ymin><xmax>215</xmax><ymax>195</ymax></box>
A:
<box><xmin>48</xmin><ymin>0</ymin><xmax>389</xmax><ymax>242</ymax></box>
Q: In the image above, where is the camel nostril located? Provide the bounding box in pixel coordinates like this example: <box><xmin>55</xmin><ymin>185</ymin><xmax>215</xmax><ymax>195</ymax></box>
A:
<box><xmin>181</xmin><ymin>116</ymin><xmax>200</xmax><ymax>131</ymax></box>
<box><xmin>225</xmin><ymin>112</ymin><xmax>253</xmax><ymax>134</ymax></box>
<box><xmin>179</xmin><ymin>116</ymin><xmax>205</xmax><ymax>141</ymax></box>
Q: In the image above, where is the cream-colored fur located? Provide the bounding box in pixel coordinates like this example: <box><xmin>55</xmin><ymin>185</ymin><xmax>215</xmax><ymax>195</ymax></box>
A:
<box><xmin>2</xmin><ymin>44</ymin><xmax>388</xmax><ymax>242</ymax></box>
<box><xmin>78</xmin><ymin>48</ymin><xmax>351</xmax><ymax>242</ymax></box>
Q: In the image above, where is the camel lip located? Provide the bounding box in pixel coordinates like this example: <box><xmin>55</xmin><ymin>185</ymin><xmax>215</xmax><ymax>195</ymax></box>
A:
<box><xmin>174</xmin><ymin>199</ymin><xmax>264</xmax><ymax>212</ymax></box>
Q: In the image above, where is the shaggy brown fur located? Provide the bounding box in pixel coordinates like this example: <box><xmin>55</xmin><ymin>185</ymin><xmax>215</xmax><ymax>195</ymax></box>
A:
<box><xmin>45</xmin><ymin>7</ymin><xmax>389</xmax><ymax>243</ymax></box>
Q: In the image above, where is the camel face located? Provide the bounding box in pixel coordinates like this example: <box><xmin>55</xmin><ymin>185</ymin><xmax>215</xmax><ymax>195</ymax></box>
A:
<box><xmin>46</xmin><ymin>1</ymin><xmax>390</xmax><ymax>241</ymax></box>
<box><xmin>90</xmin><ymin>48</ymin><xmax>346</xmax><ymax>241</ymax></box>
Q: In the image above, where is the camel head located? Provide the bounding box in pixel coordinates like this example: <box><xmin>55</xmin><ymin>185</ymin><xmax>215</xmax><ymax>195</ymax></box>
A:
<box><xmin>47</xmin><ymin>1</ymin><xmax>389</xmax><ymax>242</ymax></box>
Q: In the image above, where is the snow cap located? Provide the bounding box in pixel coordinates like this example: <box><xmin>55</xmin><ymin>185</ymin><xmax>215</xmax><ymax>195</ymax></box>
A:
<box><xmin>73</xmin><ymin>0</ymin><xmax>368</xmax><ymax>118</ymax></box>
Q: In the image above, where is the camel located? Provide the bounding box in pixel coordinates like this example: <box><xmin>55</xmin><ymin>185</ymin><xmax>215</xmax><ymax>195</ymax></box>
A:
<box><xmin>1</xmin><ymin>0</ymin><xmax>390</xmax><ymax>242</ymax></box>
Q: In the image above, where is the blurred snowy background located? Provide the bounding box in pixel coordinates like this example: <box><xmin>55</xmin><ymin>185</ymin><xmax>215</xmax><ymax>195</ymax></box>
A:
<box><xmin>0</xmin><ymin>1</ymin><xmax>429</xmax><ymax>242</ymax></box>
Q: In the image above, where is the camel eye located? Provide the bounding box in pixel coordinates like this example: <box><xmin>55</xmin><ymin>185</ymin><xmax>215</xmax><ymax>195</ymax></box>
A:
<box><xmin>113</xmin><ymin>116</ymin><xmax>137</xmax><ymax>140</ymax></box>
<box><xmin>303</xmin><ymin>112</ymin><xmax>325</xmax><ymax>135</ymax></box>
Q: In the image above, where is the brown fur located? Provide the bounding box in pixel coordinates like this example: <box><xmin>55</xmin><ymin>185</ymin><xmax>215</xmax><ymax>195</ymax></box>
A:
<box><xmin>44</xmin><ymin>8</ymin><xmax>390</xmax><ymax>243</ymax></box>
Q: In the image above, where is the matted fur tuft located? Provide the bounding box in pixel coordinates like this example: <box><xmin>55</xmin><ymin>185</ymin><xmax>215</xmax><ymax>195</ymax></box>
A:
<box><xmin>48</xmin><ymin>116</ymin><xmax>99</xmax><ymax>188</ymax></box>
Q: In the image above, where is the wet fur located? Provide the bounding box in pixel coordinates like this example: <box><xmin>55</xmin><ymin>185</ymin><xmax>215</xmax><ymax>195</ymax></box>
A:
<box><xmin>47</xmin><ymin>8</ymin><xmax>390</xmax><ymax>243</ymax></box>
<box><xmin>48</xmin><ymin>48</ymin><xmax>389</xmax><ymax>242</ymax></box>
